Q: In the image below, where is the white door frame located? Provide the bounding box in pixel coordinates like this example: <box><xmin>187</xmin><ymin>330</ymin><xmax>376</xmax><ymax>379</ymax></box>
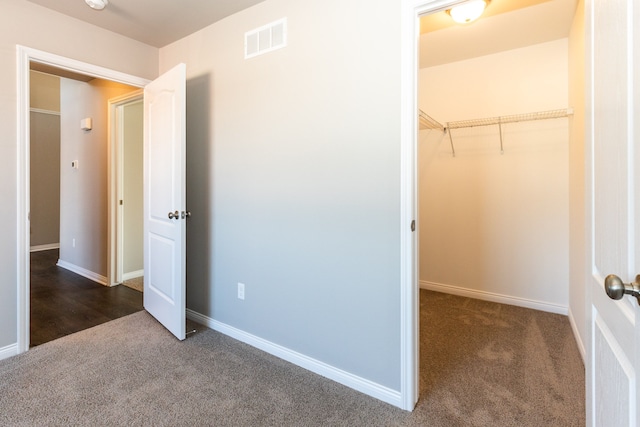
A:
<box><xmin>400</xmin><ymin>0</ymin><xmax>466</xmax><ymax>411</ymax></box>
<box><xmin>16</xmin><ymin>45</ymin><xmax>150</xmax><ymax>353</ymax></box>
<box><xmin>108</xmin><ymin>90</ymin><xmax>144</xmax><ymax>286</ymax></box>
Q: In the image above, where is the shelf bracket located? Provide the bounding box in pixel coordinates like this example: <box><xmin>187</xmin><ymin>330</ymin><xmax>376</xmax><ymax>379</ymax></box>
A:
<box><xmin>447</xmin><ymin>128</ymin><xmax>456</xmax><ymax>157</ymax></box>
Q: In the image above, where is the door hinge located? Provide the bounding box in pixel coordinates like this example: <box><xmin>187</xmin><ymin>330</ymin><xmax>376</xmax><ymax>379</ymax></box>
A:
<box><xmin>411</xmin><ymin>220</ymin><xmax>416</xmax><ymax>232</ymax></box>
<box><xmin>119</xmin><ymin>200</ymin><xmax>123</xmax><ymax>205</ymax></box>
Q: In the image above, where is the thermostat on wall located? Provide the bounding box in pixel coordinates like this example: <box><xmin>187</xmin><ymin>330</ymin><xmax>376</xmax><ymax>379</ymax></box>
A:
<box><xmin>80</xmin><ymin>118</ymin><xmax>92</xmax><ymax>131</ymax></box>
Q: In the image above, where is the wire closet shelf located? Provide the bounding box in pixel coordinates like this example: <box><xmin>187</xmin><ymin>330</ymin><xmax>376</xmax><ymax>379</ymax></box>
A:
<box><xmin>419</xmin><ymin>108</ymin><xmax>573</xmax><ymax>157</ymax></box>
<box><xmin>419</xmin><ymin>110</ymin><xmax>445</xmax><ymax>131</ymax></box>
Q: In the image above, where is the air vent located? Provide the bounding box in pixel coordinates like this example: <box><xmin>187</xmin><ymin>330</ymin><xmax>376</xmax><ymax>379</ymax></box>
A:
<box><xmin>245</xmin><ymin>18</ymin><xmax>287</xmax><ymax>59</ymax></box>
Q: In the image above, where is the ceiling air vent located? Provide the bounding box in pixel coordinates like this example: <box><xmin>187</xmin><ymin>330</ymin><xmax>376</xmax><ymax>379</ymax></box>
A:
<box><xmin>245</xmin><ymin>18</ymin><xmax>287</xmax><ymax>59</ymax></box>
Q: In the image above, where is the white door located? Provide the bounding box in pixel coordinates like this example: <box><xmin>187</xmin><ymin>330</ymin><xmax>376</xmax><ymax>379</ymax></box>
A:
<box><xmin>143</xmin><ymin>63</ymin><xmax>187</xmax><ymax>340</ymax></box>
<box><xmin>587</xmin><ymin>0</ymin><xmax>639</xmax><ymax>425</ymax></box>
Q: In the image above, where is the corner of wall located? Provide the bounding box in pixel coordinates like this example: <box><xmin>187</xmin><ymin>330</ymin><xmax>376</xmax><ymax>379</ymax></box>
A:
<box><xmin>567</xmin><ymin>0</ymin><xmax>587</xmax><ymax>359</ymax></box>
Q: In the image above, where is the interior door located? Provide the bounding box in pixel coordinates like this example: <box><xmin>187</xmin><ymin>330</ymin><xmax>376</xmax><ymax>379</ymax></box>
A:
<box><xmin>587</xmin><ymin>0</ymin><xmax>639</xmax><ymax>425</ymax></box>
<box><xmin>143</xmin><ymin>63</ymin><xmax>187</xmax><ymax>340</ymax></box>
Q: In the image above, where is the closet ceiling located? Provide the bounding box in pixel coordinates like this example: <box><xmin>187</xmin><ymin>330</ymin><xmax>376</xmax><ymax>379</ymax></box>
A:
<box><xmin>24</xmin><ymin>0</ymin><xmax>267</xmax><ymax>48</ymax></box>
<box><xmin>420</xmin><ymin>0</ymin><xmax>579</xmax><ymax>68</ymax></box>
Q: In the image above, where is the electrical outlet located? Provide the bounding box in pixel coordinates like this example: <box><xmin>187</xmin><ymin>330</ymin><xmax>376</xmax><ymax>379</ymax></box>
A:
<box><xmin>237</xmin><ymin>282</ymin><xmax>245</xmax><ymax>300</ymax></box>
<box><xmin>72</xmin><ymin>238</ymin><xmax>76</xmax><ymax>248</ymax></box>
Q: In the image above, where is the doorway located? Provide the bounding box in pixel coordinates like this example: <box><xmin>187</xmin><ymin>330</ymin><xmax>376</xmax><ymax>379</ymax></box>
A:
<box><xmin>17</xmin><ymin>46</ymin><xmax>150</xmax><ymax>352</ymax></box>
<box><xmin>109</xmin><ymin>92</ymin><xmax>144</xmax><ymax>290</ymax></box>
<box><xmin>28</xmin><ymin>67</ymin><xmax>142</xmax><ymax>346</ymax></box>
<box><xmin>400</xmin><ymin>0</ymin><xmax>586</xmax><ymax>412</ymax></box>
<box><xmin>417</xmin><ymin>4</ymin><xmax>572</xmax><ymax>312</ymax></box>
<box><xmin>29</xmin><ymin>70</ymin><xmax>144</xmax><ymax>346</ymax></box>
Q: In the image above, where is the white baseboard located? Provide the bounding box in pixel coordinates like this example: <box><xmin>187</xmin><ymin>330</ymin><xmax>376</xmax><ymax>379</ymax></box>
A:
<box><xmin>0</xmin><ymin>343</ymin><xmax>18</xmax><ymax>361</ymax></box>
<box><xmin>30</xmin><ymin>243</ymin><xmax>60</xmax><ymax>252</ymax></box>
<box><xmin>56</xmin><ymin>260</ymin><xmax>107</xmax><ymax>286</ymax></box>
<box><xmin>186</xmin><ymin>309</ymin><xmax>403</xmax><ymax>409</ymax></box>
<box><xmin>123</xmin><ymin>270</ymin><xmax>144</xmax><ymax>281</ymax></box>
<box><xmin>568</xmin><ymin>307</ymin><xmax>586</xmax><ymax>365</ymax></box>
<box><xmin>420</xmin><ymin>280</ymin><xmax>568</xmax><ymax>315</ymax></box>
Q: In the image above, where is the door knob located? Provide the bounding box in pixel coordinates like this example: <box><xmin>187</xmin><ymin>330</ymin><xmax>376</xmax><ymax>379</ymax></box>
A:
<box><xmin>181</xmin><ymin>211</ymin><xmax>191</xmax><ymax>219</ymax></box>
<box><xmin>168</xmin><ymin>210</ymin><xmax>179</xmax><ymax>220</ymax></box>
<box><xmin>604</xmin><ymin>274</ymin><xmax>640</xmax><ymax>303</ymax></box>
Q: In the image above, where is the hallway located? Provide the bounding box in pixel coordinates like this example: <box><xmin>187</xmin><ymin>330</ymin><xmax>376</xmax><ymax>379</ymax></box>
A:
<box><xmin>30</xmin><ymin>249</ymin><xmax>143</xmax><ymax>347</ymax></box>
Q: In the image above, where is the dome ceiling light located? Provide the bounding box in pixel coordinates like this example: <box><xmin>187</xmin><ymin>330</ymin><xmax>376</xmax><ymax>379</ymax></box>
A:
<box><xmin>447</xmin><ymin>0</ymin><xmax>490</xmax><ymax>24</ymax></box>
<box><xmin>85</xmin><ymin>0</ymin><xmax>108</xmax><ymax>11</ymax></box>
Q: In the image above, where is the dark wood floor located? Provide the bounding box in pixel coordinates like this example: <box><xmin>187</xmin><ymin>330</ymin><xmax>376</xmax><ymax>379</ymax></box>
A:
<box><xmin>30</xmin><ymin>249</ymin><xmax>143</xmax><ymax>347</ymax></box>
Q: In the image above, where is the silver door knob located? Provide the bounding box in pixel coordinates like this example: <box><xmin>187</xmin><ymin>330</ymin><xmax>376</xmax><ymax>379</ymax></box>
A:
<box><xmin>604</xmin><ymin>274</ymin><xmax>640</xmax><ymax>303</ymax></box>
<box><xmin>168</xmin><ymin>210</ymin><xmax>179</xmax><ymax>220</ymax></box>
<box><xmin>181</xmin><ymin>211</ymin><xmax>191</xmax><ymax>219</ymax></box>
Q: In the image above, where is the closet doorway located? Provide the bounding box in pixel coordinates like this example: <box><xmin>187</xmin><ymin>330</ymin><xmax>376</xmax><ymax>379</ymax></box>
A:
<box><xmin>410</xmin><ymin>0</ymin><xmax>585</xmax><ymax>414</ymax></box>
<box><xmin>416</xmin><ymin>0</ymin><xmax>576</xmax><ymax>317</ymax></box>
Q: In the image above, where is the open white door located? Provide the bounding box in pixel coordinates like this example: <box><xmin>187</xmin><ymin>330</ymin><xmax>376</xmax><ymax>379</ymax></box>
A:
<box><xmin>143</xmin><ymin>63</ymin><xmax>187</xmax><ymax>340</ymax></box>
<box><xmin>586</xmin><ymin>0</ymin><xmax>639</xmax><ymax>425</ymax></box>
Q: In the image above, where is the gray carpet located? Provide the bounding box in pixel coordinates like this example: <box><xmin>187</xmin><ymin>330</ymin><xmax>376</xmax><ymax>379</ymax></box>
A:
<box><xmin>0</xmin><ymin>290</ymin><xmax>584</xmax><ymax>426</ymax></box>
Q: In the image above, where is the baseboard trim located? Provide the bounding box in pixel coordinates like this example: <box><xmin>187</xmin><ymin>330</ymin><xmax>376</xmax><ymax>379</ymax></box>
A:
<box><xmin>123</xmin><ymin>270</ymin><xmax>144</xmax><ymax>281</ymax></box>
<box><xmin>30</xmin><ymin>243</ymin><xmax>60</xmax><ymax>252</ymax></box>
<box><xmin>56</xmin><ymin>260</ymin><xmax>107</xmax><ymax>286</ymax></box>
<box><xmin>420</xmin><ymin>281</ymin><xmax>568</xmax><ymax>315</ymax></box>
<box><xmin>567</xmin><ymin>307</ymin><xmax>586</xmax><ymax>365</ymax></box>
<box><xmin>0</xmin><ymin>343</ymin><xmax>18</xmax><ymax>361</ymax></box>
<box><xmin>186</xmin><ymin>309</ymin><xmax>402</xmax><ymax>408</ymax></box>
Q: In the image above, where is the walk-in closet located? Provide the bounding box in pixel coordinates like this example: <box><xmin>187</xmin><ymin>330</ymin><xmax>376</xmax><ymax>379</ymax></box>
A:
<box><xmin>417</xmin><ymin>0</ymin><xmax>580</xmax><ymax>314</ymax></box>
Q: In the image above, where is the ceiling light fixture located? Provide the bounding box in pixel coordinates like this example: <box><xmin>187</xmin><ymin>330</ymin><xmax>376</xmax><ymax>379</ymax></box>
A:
<box><xmin>85</xmin><ymin>0</ymin><xmax>108</xmax><ymax>11</ymax></box>
<box><xmin>447</xmin><ymin>0</ymin><xmax>489</xmax><ymax>24</ymax></box>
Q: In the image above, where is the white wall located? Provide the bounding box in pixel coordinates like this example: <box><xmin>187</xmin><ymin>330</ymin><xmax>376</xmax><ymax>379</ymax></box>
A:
<box><xmin>58</xmin><ymin>78</ymin><xmax>137</xmax><ymax>281</ymax></box>
<box><xmin>568</xmin><ymin>0</ymin><xmax>586</xmax><ymax>359</ymax></box>
<box><xmin>160</xmin><ymin>0</ymin><xmax>402</xmax><ymax>391</ymax></box>
<box><xmin>0</xmin><ymin>0</ymin><xmax>157</xmax><ymax>352</ymax></box>
<box><xmin>418</xmin><ymin>39</ymin><xmax>570</xmax><ymax>311</ymax></box>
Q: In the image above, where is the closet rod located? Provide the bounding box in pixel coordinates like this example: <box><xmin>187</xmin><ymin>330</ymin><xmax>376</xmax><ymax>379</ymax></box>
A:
<box><xmin>419</xmin><ymin>110</ymin><xmax>445</xmax><ymax>132</ymax></box>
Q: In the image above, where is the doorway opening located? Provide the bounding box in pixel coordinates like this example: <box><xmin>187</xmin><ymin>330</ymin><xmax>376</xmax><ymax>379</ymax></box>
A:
<box><xmin>109</xmin><ymin>91</ymin><xmax>144</xmax><ymax>291</ymax></box>
<box><xmin>29</xmin><ymin>66</ymin><xmax>143</xmax><ymax>345</ymax></box>
<box><xmin>403</xmin><ymin>0</ymin><xmax>585</xmax><ymax>414</ymax></box>
<box><xmin>17</xmin><ymin>46</ymin><xmax>150</xmax><ymax>352</ymax></box>
<box><xmin>416</xmin><ymin>2</ymin><xmax>573</xmax><ymax>312</ymax></box>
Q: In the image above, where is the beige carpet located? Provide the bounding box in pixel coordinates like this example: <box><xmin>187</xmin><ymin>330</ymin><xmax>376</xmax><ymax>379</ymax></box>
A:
<box><xmin>122</xmin><ymin>276</ymin><xmax>143</xmax><ymax>292</ymax></box>
<box><xmin>0</xmin><ymin>290</ymin><xmax>585</xmax><ymax>426</ymax></box>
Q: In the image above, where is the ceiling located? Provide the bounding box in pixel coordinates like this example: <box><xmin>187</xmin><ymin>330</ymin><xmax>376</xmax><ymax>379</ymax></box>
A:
<box><xmin>25</xmin><ymin>0</ymin><xmax>267</xmax><ymax>48</ymax></box>
<box><xmin>420</xmin><ymin>0</ymin><xmax>579</xmax><ymax>68</ymax></box>
<box><xmin>24</xmin><ymin>0</ymin><xmax>578</xmax><ymax>65</ymax></box>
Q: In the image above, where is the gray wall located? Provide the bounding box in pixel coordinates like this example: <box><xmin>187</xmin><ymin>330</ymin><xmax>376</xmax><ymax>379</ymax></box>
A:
<box><xmin>30</xmin><ymin>71</ymin><xmax>60</xmax><ymax>249</ymax></box>
<box><xmin>30</xmin><ymin>111</ymin><xmax>60</xmax><ymax>248</ymax></box>
<box><xmin>0</xmin><ymin>0</ymin><xmax>158</xmax><ymax>349</ymax></box>
<box><xmin>160</xmin><ymin>0</ymin><xmax>402</xmax><ymax>390</ymax></box>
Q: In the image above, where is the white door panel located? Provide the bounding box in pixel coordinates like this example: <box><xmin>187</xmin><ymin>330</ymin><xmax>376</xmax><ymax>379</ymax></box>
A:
<box><xmin>593</xmin><ymin>311</ymin><xmax>635</xmax><ymax>426</ymax></box>
<box><xmin>143</xmin><ymin>63</ymin><xmax>187</xmax><ymax>340</ymax></box>
<box><xmin>587</xmin><ymin>0</ymin><xmax>639</xmax><ymax>425</ymax></box>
